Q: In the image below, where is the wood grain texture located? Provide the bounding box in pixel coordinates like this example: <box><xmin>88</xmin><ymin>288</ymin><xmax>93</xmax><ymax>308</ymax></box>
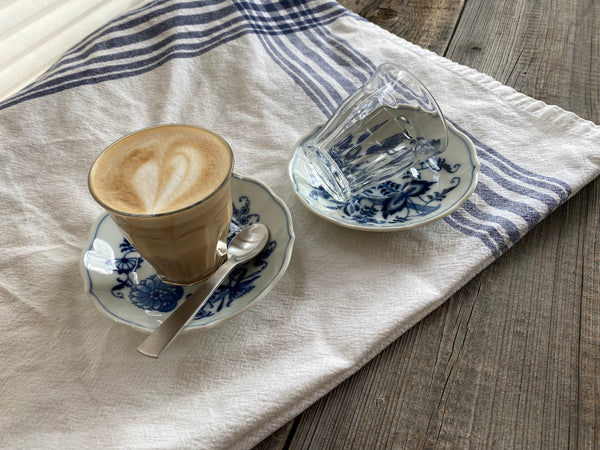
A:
<box><xmin>446</xmin><ymin>0</ymin><xmax>600</xmax><ymax>119</ymax></box>
<box><xmin>338</xmin><ymin>0</ymin><xmax>465</xmax><ymax>55</ymax></box>
<box><xmin>255</xmin><ymin>0</ymin><xmax>599</xmax><ymax>448</ymax></box>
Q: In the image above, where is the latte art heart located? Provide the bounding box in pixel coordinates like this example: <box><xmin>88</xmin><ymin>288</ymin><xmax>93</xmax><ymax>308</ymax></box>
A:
<box><xmin>133</xmin><ymin>146</ymin><xmax>203</xmax><ymax>214</ymax></box>
<box><xmin>90</xmin><ymin>126</ymin><xmax>233</xmax><ymax>215</ymax></box>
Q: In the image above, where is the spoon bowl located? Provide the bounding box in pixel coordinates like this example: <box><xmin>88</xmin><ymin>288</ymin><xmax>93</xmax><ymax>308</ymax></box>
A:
<box><xmin>228</xmin><ymin>223</ymin><xmax>270</xmax><ymax>262</ymax></box>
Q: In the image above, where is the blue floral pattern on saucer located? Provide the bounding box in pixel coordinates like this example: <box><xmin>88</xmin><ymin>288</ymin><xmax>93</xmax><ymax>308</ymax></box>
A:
<box><xmin>81</xmin><ymin>174</ymin><xmax>295</xmax><ymax>333</ymax></box>
<box><xmin>310</xmin><ymin>157</ymin><xmax>461</xmax><ymax>225</ymax></box>
<box><xmin>289</xmin><ymin>122</ymin><xmax>480</xmax><ymax>231</ymax></box>
<box><xmin>128</xmin><ymin>275</ymin><xmax>182</xmax><ymax>312</ymax></box>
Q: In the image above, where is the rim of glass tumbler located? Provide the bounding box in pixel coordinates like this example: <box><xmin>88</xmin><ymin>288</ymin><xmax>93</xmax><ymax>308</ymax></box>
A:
<box><xmin>88</xmin><ymin>124</ymin><xmax>234</xmax><ymax>219</ymax></box>
<box><xmin>374</xmin><ymin>62</ymin><xmax>449</xmax><ymax>146</ymax></box>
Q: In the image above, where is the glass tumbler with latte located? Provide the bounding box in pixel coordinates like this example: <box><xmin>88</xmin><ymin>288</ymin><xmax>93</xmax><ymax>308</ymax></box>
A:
<box><xmin>88</xmin><ymin>124</ymin><xmax>234</xmax><ymax>286</ymax></box>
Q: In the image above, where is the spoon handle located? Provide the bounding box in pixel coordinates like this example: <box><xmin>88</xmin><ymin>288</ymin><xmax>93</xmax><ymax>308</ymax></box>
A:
<box><xmin>137</xmin><ymin>260</ymin><xmax>235</xmax><ymax>358</ymax></box>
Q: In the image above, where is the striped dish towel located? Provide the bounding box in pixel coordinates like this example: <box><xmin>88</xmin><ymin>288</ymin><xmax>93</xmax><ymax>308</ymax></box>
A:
<box><xmin>0</xmin><ymin>0</ymin><xmax>148</xmax><ymax>101</ymax></box>
<box><xmin>1</xmin><ymin>1</ymin><xmax>598</xmax><ymax>449</ymax></box>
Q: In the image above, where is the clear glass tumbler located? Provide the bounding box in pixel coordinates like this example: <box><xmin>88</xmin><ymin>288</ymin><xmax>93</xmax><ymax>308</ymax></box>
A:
<box><xmin>299</xmin><ymin>63</ymin><xmax>448</xmax><ymax>202</ymax></box>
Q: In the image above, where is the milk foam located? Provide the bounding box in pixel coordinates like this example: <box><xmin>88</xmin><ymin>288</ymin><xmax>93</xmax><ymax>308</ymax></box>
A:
<box><xmin>90</xmin><ymin>126</ymin><xmax>232</xmax><ymax>215</ymax></box>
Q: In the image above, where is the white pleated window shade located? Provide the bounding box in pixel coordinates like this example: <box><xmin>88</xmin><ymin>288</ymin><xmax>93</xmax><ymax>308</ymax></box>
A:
<box><xmin>0</xmin><ymin>0</ymin><xmax>150</xmax><ymax>102</ymax></box>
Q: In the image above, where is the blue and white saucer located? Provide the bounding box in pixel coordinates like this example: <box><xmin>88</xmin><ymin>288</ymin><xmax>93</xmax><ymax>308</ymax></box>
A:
<box><xmin>81</xmin><ymin>174</ymin><xmax>295</xmax><ymax>333</ymax></box>
<box><xmin>288</xmin><ymin>122</ymin><xmax>480</xmax><ymax>231</ymax></box>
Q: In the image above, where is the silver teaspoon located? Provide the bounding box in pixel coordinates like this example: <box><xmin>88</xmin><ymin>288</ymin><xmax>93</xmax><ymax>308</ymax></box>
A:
<box><xmin>137</xmin><ymin>223</ymin><xmax>270</xmax><ymax>358</ymax></box>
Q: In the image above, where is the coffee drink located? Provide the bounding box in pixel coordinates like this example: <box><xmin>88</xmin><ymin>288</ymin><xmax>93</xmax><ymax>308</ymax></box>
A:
<box><xmin>89</xmin><ymin>125</ymin><xmax>234</xmax><ymax>285</ymax></box>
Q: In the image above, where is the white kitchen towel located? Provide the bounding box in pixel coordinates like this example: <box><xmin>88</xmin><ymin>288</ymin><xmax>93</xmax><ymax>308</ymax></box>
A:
<box><xmin>1</xmin><ymin>1</ymin><xmax>598</xmax><ymax>449</ymax></box>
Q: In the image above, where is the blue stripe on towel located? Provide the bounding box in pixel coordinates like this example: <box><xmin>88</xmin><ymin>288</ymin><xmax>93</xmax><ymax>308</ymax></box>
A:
<box><xmin>250</xmin><ymin>28</ymin><xmax>337</xmax><ymax>114</ymax></box>
<box><xmin>0</xmin><ymin>0</ymin><xmax>351</xmax><ymax>110</ymax></box>
<box><xmin>461</xmin><ymin>199</ymin><xmax>523</xmax><ymax>245</ymax></box>
<box><xmin>451</xmin><ymin>122</ymin><xmax>572</xmax><ymax>196</ymax></box>
<box><xmin>299</xmin><ymin>28</ymin><xmax>370</xmax><ymax>94</ymax></box>
<box><xmin>310</xmin><ymin>20</ymin><xmax>377</xmax><ymax>75</ymax></box>
<box><xmin>58</xmin><ymin>5</ymin><xmax>241</xmax><ymax>68</ymax></box>
<box><xmin>283</xmin><ymin>32</ymin><xmax>352</xmax><ymax>99</ymax></box>
<box><xmin>232</xmin><ymin>1</ymin><xmax>362</xmax><ymax>116</ymax></box>
<box><xmin>443</xmin><ymin>214</ymin><xmax>504</xmax><ymax>258</ymax></box>
<box><xmin>445</xmin><ymin>127</ymin><xmax>571</xmax><ymax>255</ymax></box>
<box><xmin>59</xmin><ymin>0</ymin><xmax>175</xmax><ymax>61</ymax></box>
<box><xmin>479</xmin><ymin>164</ymin><xmax>563</xmax><ymax>211</ymax></box>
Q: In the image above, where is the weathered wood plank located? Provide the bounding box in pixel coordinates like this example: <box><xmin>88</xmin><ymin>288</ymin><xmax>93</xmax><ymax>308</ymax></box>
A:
<box><xmin>578</xmin><ymin>181</ymin><xmax>600</xmax><ymax>448</ymax></box>
<box><xmin>338</xmin><ymin>0</ymin><xmax>465</xmax><ymax>55</ymax></box>
<box><xmin>254</xmin><ymin>0</ymin><xmax>599</xmax><ymax>447</ymax></box>
<box><xmin>445</xmin><ymin>0</ymin><xmax>600</xmax><ymax>119</ymax></box>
